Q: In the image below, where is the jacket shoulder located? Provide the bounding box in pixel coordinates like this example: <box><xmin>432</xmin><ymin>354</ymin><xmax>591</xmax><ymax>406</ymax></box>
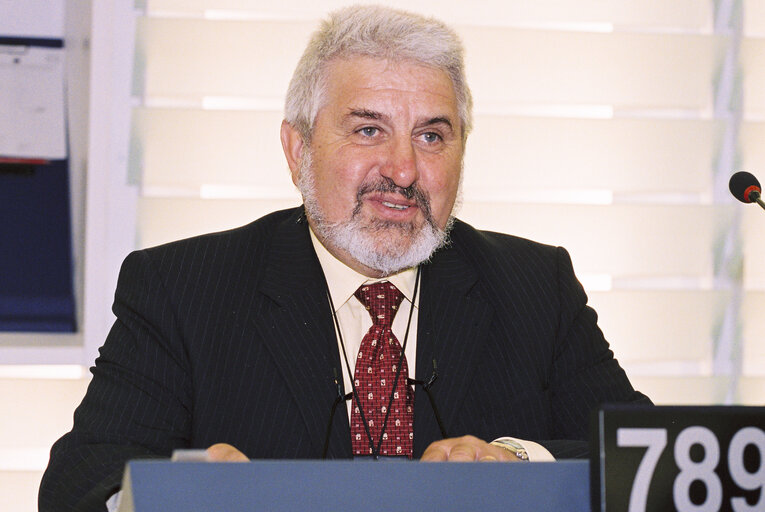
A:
<box><xmin>141</xmin><ymin>207</ymin><xmax>302</xmax><ymax>257</ymax></box>
<box><xmin>448</xmin><ymin>218</ymin><xmax>562</xmax><ymax>270</ymax></box>
<box><xmin>117</xmin><ymin>207</ymin><xmax>305</xmax><ymax>295</ymax></box>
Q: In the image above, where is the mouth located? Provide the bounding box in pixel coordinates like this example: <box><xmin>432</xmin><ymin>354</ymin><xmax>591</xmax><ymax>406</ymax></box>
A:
<box><xmin>353</xmin><ymin>179</ymin><xmax>433</xmax><ymax>225</ymax></box>
<box><xmin>381</xmin><ymin>200</ymin><xmax>411</xmax><ymax>211</ymax></box>
<box><xmin>367</xmin><ymin>192</ymin><xmax>417</xmax><ymax>211</ymax></box>
<box><xmin>356</xmin><ymin>193</ymin><xmax>420</xmax><ymax>224</ymax></box>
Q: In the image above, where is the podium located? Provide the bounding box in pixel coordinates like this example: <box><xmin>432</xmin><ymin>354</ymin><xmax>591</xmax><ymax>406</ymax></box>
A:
<box><xmin>119</xmin><ymin>459</ymin><xmax>589</xmax><ymax>511</ymax></box>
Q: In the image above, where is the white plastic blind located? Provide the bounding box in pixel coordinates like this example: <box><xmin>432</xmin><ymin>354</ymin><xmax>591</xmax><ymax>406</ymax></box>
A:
<box><xmin>131</xmin><ymin>1</ymin><xmax>765</xmax><ymax>405</ymax></box>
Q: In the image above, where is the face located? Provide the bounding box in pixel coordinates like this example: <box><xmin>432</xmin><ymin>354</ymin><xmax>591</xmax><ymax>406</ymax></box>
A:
<box><xmin>282</xmin><ymin>56</ymin><xmax>464</xmax><ymax>277</ymax></box>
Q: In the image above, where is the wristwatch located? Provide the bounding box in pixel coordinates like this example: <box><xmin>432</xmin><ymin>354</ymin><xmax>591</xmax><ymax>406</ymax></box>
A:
<box><xmin>490</xmin><ymin>438</ymin><xmax>530</xmax><ymax>461</ymax></box>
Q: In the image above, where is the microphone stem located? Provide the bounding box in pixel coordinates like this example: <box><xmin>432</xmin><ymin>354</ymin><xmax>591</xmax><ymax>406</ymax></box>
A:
<box><xmin>749</xmin><ymin>190</ymin><xmax>765</xmax><ymax>211</ymax></box>
<box><xmin>423</xmin><ymin>386</ymin><xmax>448</xmax><ymax>439</ymax></box>
<box><xmin>322</xmin><ymin>394</ymin><xmax>343</xmax><ymax>459</ymax></box>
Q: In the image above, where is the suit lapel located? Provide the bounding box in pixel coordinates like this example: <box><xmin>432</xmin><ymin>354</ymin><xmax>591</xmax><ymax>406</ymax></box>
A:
<box><xmin>252</xmin><ymin>210</ymin><xmax>351</xmax><ymax>458</ymax></box>
<box><xmin>413</xmin><ymin>238</ymin><xmax>494</xmax><ymax>456</ymax></box>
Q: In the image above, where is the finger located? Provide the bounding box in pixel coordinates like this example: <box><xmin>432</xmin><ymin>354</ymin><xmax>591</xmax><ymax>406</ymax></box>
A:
<box><xmin>420</xmin><ymin>443</ymin><xmax>449</xmax><ymax>462</ymax></box>
<box><xmin>206</xmin><ymin>443</ymin><xmax>249</xmax><ymax>462</ymax></box>
<box><xmin>446</xmin><ymin>443</ymin><xmax>478</xmax><ymax>462</ymax></box>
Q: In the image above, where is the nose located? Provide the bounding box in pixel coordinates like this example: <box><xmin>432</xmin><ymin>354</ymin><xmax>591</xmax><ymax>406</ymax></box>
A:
<box><xmin>380</xmin><ymin>137</ymin><xmax>418</xmax><ymax>189</ymax></box>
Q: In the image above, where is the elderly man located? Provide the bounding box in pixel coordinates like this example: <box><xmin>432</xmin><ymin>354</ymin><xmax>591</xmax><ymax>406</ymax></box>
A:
<box><xmin>40</xmin><ymin>5</ymin><xmax>648</xmax><ymax>511</ymax></box>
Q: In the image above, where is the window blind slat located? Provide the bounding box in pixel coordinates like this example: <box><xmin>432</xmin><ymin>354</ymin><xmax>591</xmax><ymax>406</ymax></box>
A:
<box><xmin>459</xmin><ymin>203</ymin><xmax>734</xmax><ymax>277</ymax></box>
<box><xmin>135</xmin><ymin>18</ymin><xmax>313</xmax><ymax>100</ymax></box>
<box><xmin>138</xmin><ymin>198</ymin><xmax>735</xmax><ymax>279</ymax></box>
<box><xmin>135</xmin><ymin>17</ymin><xmax>721</xmax><ymax>110</ymax></box>
<box><xmin>0</xmin><ymin>378</ymin><xmax>89</xmax><ymax>450</ymax></box>
<box><xmin>741</xmin><ymin>122</ymin><xmax>765</xmax><ymax>170</ymax></box>
<box><xmin>589</xmin><ymin>290</ymin><xmax>724</xmax><ymax>362</ymax></box>
<box><xmin>132</xmin><ymin>108</ymin><xmax>287</xmax><ymax>189</ymax></box>
<box><xmin>463</xmin><ymin>28</ymin><xmax>721</xmax><ymax>110</ymax></box>
<box><xmin>741</xmin><ymin>38</ymin><xmax>765</xmax><ymax>116</ymax></box>
<box><xmin>742</xmin><ymin>292</ymin><xmax>765</xmax><ymax>377</ymax></box>
<box><xmin>744</xmin><ymin>0</ymin><xmax>765</xmax><ymax>37</ymax></box>
<box><xmin>464</xmin><ymin>117</ymin><xmax>718</xmax><ymax>194</ymax></box>
<box><xmin>145</xmin><ymin>0</ymin><xmax>713</xmax><ymax>32</ymax></box>
<box><xmin>738</xmin><ymin>378</ymin><xmax>765</xmax><ymax>405</ymax></box>
<box><xmin>137</xmin><ymin>197</ymin><xmax>301</xmax><ymax>248</ymax></box>
<box><xmin>628</xmin><ymin>377</ymin><xmax>728</xmax><ymax>404</ymax></box>
<box><xmin>133</xmin><ymin>108</ymin><xmax>720</xmax><ymax>194</ymax></box>
<box><xmin>742</xmin><ymin>210</ymin><xmax>765</xmax><ymax>289</ymax></box>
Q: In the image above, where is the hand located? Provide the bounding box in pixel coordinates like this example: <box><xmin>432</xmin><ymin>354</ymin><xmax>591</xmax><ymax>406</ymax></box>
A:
<box><xmin>205</xmin><ymin>443</ymin><xmax>249</xmax><ymax>462</ymax></box>
<box><xmin>420</xmin><ymin>435</ymin><xmax>522</xmax><ymax>462</ymax></box>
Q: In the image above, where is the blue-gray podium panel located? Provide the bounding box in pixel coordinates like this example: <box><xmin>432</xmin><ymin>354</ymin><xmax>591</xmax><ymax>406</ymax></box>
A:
<box><xmin>120</xmin><ymin>459</ymin><xmax>590</xmax><ymax>511</ymax></box>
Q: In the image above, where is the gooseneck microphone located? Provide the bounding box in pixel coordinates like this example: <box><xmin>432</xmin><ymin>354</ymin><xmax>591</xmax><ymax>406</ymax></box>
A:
<box><xmin>729</xmin><ymin>171</ymin><xmax>765</xmax><ymax>211</ymax></box>
<box><xmin>407</xmin><ymin>358</ymin><xmax>448</xmax><ymax>440</ymax></box>
<box><xmin>322</xmin><ymin>368</ymin><xmax>353</xmax><ymax>459</ymax></box>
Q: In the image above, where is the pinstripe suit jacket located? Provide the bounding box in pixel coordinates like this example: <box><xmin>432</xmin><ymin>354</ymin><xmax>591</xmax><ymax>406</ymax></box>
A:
<box><xmin>40</xmin><ymin>206</ymin><xmax>648</xmax><ymax>511</ymax></box>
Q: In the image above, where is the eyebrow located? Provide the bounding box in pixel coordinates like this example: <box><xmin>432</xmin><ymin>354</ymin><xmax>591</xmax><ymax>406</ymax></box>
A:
<box><xmin>346</xmin><ymin>109</ymin><xmax>455</xmax><ymax>131</ymax></box>
<box><xmin>422</xmin><ymin>116</ymin><xmax>454</xmax><ymax>130</ymax></box>
<box><xmin>346</xmin><ymin>108</ymin><xmax>387</xmax><ymax>121</ymax></box>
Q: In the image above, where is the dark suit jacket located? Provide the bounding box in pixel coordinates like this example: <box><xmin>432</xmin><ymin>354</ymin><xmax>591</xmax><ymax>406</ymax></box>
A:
<box><xmin>39</xmin><ymin>207</ymin><xmax>649</xmax><ymax>511</ymax></box>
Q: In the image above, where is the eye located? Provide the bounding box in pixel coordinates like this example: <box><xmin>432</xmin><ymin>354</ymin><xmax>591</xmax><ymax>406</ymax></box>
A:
<box><xmin>420</xmin><ymin>132</ymin><xmax>442</xmax><ymax>144</ymax></box>
<box><xmin>358</xmin><ymin>126</ymin><xmax>379</xmax><ymax>137</ymax></box>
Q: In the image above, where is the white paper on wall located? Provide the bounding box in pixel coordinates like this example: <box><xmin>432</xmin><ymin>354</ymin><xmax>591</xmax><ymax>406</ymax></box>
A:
<box><xmin>0</xmin><ymin>0</ymin><xmax>65</xmax><ymax>38</ymax></box>
<box><xmin>0</xmin><ymin>43</ymin><xmax>66</xmax><ymax>160</ymax></box>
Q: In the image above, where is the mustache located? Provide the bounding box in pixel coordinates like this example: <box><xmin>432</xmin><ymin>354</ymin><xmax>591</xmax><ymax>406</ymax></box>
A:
<box><xmin>355</xmin><ymin>177</ymin><xmax>432</xmax><ymax>218</ymax></box>
<box><xmin>358</xmin><ymin>178</ymin><xmax>417</xmax><ymax>200</ymax></box>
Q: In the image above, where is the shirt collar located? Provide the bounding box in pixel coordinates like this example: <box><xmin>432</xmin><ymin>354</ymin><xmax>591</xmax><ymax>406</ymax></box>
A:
<box><xmin>309</xmin><ymin>227</ymin><xmax>418</xmax><ymax>312</ymax></box>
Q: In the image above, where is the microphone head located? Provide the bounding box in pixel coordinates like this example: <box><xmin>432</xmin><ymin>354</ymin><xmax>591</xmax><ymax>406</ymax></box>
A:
<box><xmin>729</xmin><ymin>171</ymin><xmax>761</xmax><ymax>203</ymax></box>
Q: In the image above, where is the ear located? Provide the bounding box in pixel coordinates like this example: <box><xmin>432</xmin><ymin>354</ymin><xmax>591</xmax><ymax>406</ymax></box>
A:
<box><xmin>280</xmin><ymin>120</ymin><xmax>305</xmax><ymax>187</ymax></box>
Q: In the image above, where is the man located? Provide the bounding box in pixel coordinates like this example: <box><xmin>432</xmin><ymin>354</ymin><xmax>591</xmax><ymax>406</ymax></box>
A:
<box><xmin>40</xmin><ymin>5</ymin><xmax>649</xmax><ymax>511</ymax></box>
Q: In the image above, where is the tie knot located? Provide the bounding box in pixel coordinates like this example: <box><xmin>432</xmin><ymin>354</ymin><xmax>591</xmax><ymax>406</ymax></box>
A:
<box><xmin>355</xmin><ymin>282</ymin><xmax>404</xmax><ymax>327</ymax></box>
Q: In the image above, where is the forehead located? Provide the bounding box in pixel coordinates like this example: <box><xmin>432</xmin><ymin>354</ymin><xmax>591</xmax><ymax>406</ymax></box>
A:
<box><xmin>320</xmin><ymin>56</ymin><xmax>459</xmax><ymax>118</ymax></box>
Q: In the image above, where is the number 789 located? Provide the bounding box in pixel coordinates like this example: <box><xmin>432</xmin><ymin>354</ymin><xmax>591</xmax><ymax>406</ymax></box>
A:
<box><xmin>616</xmin><ymin>426</ymin><xmax>764</xmax><ymax>512</ymax></box>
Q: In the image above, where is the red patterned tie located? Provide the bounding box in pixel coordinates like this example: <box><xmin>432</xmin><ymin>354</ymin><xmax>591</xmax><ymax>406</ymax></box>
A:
<box><xmin>351</xmin><ymin>281</ymin><xmax>414</xmax><ymax>458</ymax></box>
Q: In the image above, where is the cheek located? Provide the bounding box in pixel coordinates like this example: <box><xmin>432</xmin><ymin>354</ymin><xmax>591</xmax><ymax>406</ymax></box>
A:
<box><xmin>426</xmin><ymin>166</ymin><xmax>461</xmax><ymax>221</ymax></box>
<box><xmin>331</xmin><ymin>157</ymin><xmax>383</xmax><ymax>197</ymax></box>
<box><xmin>422</xmin><ymin>160</ymin><xmax>461</xmax><ymax>201</ymax></box>
<box><xmin>311</xmin><ymin>153</ymin><xmax>369</xmax><ymax>207</ymax></box>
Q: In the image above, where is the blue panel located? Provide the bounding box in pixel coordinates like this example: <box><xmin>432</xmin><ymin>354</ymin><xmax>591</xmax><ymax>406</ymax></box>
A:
<box><xmin>0</xmin><ymin>160</ymin><xmax>76</xmax><ymax>331</ymax></box>
<box><xmin>124</xmin><ymin>460</ymin><xmax>591</xmax><ymax>511</ymax></box>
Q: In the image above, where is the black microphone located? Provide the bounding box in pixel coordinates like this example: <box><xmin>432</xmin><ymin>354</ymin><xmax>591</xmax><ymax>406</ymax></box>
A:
<box><xmin>407</xmin><ymin>359</ymin><xmax>448</xmax><ymax>439</ymax></box>
<box><xmin>729</xmin><ymin>171</ymin><xmax>765</xmax><ymax>211</ymax></box>
<box><xmin>322</xmin><ymin>368</ymin><xmax>353</xmax><ymax>459</ymax></box>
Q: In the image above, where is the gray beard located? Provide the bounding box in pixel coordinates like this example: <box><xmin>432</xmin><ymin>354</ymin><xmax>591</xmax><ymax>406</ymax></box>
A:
<box><xmin>297</xmin><ymin>150</ymin><xmax>452</xmax><ymax>276</ymax></box>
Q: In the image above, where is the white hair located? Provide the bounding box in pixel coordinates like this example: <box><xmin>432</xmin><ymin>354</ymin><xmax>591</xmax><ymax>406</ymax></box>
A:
<box><xmin>284</xmin><ymin>5</ymin><xmax>473</xmax><ymax>143</ymax></box>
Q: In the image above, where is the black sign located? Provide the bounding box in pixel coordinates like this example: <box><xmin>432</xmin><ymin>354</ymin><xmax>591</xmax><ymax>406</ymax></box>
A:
<box><xmin>591</xmin><ymin>405</ymin><xmax>764</xmax><ymax>512</ymax></box>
